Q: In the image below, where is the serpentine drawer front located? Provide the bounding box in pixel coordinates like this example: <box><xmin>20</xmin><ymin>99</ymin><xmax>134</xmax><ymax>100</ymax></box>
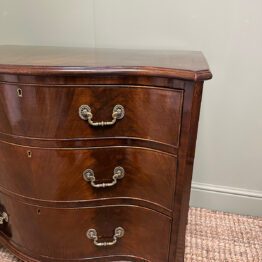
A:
<box><xmin>0</xmin><ymin>193</ymin><xmax>171</xmax><ymax>262</ymax></box>
<box><xmin>0</xmin><ymin>84</ymin><xmax>183</xmax><ymax>146</ymax></box>
<box><xmin>0</xmin><ymin>142</ymin><xmax>176</xmax><ymax>212</ymax></box>
<box><xmin>0</xmin><ymin>46</ymin><xmax>212</xmax><ymax>262</ymax></box>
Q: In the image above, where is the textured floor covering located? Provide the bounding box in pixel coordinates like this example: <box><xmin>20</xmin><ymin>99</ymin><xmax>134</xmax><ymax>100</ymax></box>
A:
<box><xmin>185</xmin><ymin>208</ymin><xmax>261</xmax><ymax>261</ymax></box>
<box><xmin>0</xmin><ymin>207</ymin><xmax>261</xmax><ymax>261</ymax></box>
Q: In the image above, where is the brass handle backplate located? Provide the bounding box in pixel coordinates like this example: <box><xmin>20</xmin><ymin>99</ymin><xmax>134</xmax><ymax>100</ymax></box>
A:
<box><xmin>86</xmin><ymin>227</ymin><xmax>125</xmax><ymax>247</ymax></box>
<box><xmin>83</xmin><ymin>167</ymin><xmax>124</xmax><ymax>188</ymax></box>
<box><xmin>0</xmin><ymin>212</ymin><xmax>8</xmax><ymax>224</ymax></box>
<box><xmin>79</xmin><ymin>104</ymin><xmax>125</xmax><ymax>127</ymax></box>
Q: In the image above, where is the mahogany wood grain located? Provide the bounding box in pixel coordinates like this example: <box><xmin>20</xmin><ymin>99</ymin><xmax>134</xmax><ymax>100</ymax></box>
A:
<box><xmin>0</xmin><ymin>134</ymin><xmax>178</xmax><ymax>155</ymax></box>
<box><xmin>0</xmin><ymin>46</ymin><xmax>212</xmax><ymax>81</ymax></box>
<box><xmin>0</xmin><ymin>143</ymin><xmax>177</xmax><ymax>212</ymax></box>
<box><xmin>0</xmin><ymin>74</ymin><xmax>186</xmax><ymax>88</ymax></box>
<box><xmin>0</xmin><ymin>46</ymin><xmax>212</xmax><ymax>262</ymax></box>
<box><xmin>0</xmin><ymin>193</ymin><xmax>171</xmax><ymax>261</ymax></box>
<box><xmin>0</xmin><ymin>84</ymin><xmax>183</xmax><ymax>147</ymax></box>
<box><xmin>169</xmin><ymin>81</ymin><xmax>204</xmax><ymax>261</ymax></box>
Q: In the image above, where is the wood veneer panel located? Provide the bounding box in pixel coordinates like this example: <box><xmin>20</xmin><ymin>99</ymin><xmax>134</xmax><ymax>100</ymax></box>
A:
<box><xmin>0</xmin><ymin>143</ymin><xmax>176</xmax><ymax>212</ymax></box>
<box><xmin>0</xmin><ymin>46</ymin><xmax>212</xmax><ymax>80</ymax></box>
<box><xmin>0</xmin><ymin>84</ymin><xmax>183</xmax><ymax>147</ymax></box>
<box><xmin>0</xmin><ymin>194</ymin><xmax>171</xmax><ymax>261</ymax></box>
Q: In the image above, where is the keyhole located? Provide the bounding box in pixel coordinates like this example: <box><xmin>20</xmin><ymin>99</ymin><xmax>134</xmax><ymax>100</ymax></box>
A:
<box><xmin>27</xmin><ymin>150</ymin><xmax>32</xmax><ymax>158</ymax></box>
<box><xmin>17</xmin><ymin>88</ymin><xmax>23</xmax><ymax>97</ymax></box>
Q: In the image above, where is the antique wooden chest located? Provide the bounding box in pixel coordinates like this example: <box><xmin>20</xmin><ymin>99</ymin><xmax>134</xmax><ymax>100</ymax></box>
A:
<box><xmin>0</xmin><ymin>46</ymin><xmax>212</xmax><ymax>261</ymax></box>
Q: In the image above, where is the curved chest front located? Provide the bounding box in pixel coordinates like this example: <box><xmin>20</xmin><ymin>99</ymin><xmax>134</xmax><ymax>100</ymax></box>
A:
<box><xmin>0</xmin><ymin>47</ymin><xmax>211</xmax><ymax>262</ymax></box>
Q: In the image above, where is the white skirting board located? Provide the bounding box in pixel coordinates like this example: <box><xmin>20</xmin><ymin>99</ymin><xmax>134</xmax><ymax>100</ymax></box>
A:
<box><xmin>190</xmin><ymin>182</ymin><xmax>262</xmax><ymax>217</ymax></box>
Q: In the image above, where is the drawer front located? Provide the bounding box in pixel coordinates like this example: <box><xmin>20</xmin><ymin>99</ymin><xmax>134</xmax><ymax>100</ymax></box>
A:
<box><xmin>0</xmin><ymin>196</ymin><xmax>171</xmax><ymax>261</ymax></box>
<box><xmin>0</xmin><ymin>142</ymin><xmax>176</xmax><ymax>211</ymax></box>
<box><xmin>0</xmin><ymin>84</ymin><xmax>183</xmax><ymax>146</ymax></box>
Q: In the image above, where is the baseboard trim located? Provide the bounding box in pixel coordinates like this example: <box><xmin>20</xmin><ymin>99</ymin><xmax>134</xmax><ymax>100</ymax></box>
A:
<box><xmin>190</xmin><ymin>182</ymin><xmax>262</xmax><ymax>216</ymax></box>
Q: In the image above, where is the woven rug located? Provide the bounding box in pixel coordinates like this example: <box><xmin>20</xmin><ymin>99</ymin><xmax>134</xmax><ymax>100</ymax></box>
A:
<box><xmin>0</xmin><ymin>207</ymin><xmax>261</xmax><ymax>261</ymax></box>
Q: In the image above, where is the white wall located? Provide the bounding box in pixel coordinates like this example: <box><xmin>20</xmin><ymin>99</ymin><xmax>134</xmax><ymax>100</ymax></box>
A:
<box><xmin>0</xmin><ymin>0</ymin><xmax>261</xmax><ymax>215</ymax></box>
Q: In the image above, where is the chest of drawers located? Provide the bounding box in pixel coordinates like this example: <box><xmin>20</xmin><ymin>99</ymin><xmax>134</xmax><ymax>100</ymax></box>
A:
<box><xmin>0</xmin><ymin>46</ymin><xmax>212</xmax><ymax>262</ymax></box>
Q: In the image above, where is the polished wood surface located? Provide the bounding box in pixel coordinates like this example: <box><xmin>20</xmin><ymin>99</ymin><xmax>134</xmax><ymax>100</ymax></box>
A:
<box><xmin>0</xmin><ymin>193</ymin><xmax>171</xmax><ymax>261</ymax></box>
<box><xmin>0</xmin><ymin>46</ymin><xmax>212</xmax><ymax>262</ymax></box>
<box><xmin>0</xmin><ymin>84</ymin><xmax>183</xmax><ymax>147</ymax></box>
<box><xmin>0</xmin><ymin>142</ymin><xmax>177</xmax><ymax>212</ymax></box>
<box><xmin>0</xmin><ymin>74</ymin><xmax>187</xmax><ymax>87</ymax></box>
<box><xmin>0</xmin><ymin>46</ymin><xmax>212</xmax><ymax>81</ymax></box>
<box><xmin>169</xmin><ymin>81</ymin><xmax>205</xmax><ymax>261</ymax></box>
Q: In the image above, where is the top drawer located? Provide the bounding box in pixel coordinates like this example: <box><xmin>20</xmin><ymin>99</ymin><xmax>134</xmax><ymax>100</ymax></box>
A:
<box><xmin>0</xmin><ymin>84</ymin><xmax>183</xmax><ymax>146</ymax></box>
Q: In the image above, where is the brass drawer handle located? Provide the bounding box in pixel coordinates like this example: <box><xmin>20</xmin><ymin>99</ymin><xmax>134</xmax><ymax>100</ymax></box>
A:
<box><xmin>79</xmin><ymin>104</ymin><xmax>125</xmax><ymax>127</ymax></box>
<box><xmin>0</xmin><ymin>212</ymin><xmax>8</xmax><ymax>224</ymax></box>
<box><xmin>83</xmin><ymin>166</ymin><xmax>124</xmax><ymax>188</ymax></box>
<box><xmin>86</xmin><ymin>227</ymin><xmax>125</xmax><ymax>247</ymax></box>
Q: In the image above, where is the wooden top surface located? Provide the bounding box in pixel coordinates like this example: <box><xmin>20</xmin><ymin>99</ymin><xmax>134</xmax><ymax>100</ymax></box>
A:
<box><xmin>0</xmin><ymin>45</ymin><xmax>212</xmax><ymax>81</ymax></box>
